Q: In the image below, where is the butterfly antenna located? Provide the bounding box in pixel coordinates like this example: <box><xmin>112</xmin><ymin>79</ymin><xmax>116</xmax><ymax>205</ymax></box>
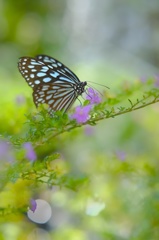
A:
<box><xmin>87</xmin><ymin>81</ymin><xmax>110</xmax><ymax>89</ymax></box>
<box><xmin>87</xmin><ymin>83</ymin><xmax>103</xmax><ymax>97</ymax></box>
<box><xmin>84</xmin><ymin>89</ymin><xmax>93</xmax><ymax>100</ymax></box>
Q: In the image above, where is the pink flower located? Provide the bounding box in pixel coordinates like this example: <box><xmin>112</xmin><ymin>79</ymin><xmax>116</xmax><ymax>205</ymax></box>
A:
<box><xmin>23</xmin><ymin>142</ymin><xmax>37</xmax><ymax>162</ymax></box>
<box><xmin>70</xmin><ymin>105</ymin><xmax>92</xmax><ymax>124</ymax></box>
<box><xmin>86</xmin><ymin>88</ymin><xmax>102</xmax><ymax>104</ymax></box>
<box><xmin>30</xmin><ymin>199</ymin><xmax>37</xmax><ymax>212</ymax></box>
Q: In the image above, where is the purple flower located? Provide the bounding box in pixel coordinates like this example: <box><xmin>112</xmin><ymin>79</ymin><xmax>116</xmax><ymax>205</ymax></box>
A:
<box><xmin>154</xmin><ymin>75</ymin><xmax>159</xmax><ymax>88</ymax></box>
<box><xmin>0</xmin><ymin>140</ymin><xmax>14</xmax><ymax>163</ymax></box>
<box><xmin>139</xmin><ymin>76</ymin><xmax>147</xmax><ymax>83</ymax></box>
<box><xmin>23</xmin><ymin>142</ymin><xmax>37</xmax><ymax>162</ymax></box>
<box><xmin>15</xmin><ymin>95</ymin><xmax>26</xmax><ymax>105</ymax></box>
<box><xmin>115</xmin><ymin>150</ymin><xmax>126</xmax><ymax>161</ymax></box>
<box><xmin>86</xmin><ymin>88</ymin><xmax>102</xmax><ymax>104</ymax></box>
<box><xmin>84</xmin><ymin>125</ymin><xmax>94</xmax><ymax>135</ymax></box>
<box><xmin>30</xmin><ymin>199</ymin><xmax>37</xmax><ymax>213</ymax></box>
<box><xmin>70</xmin><ymin>105</ymin><xmax>92</xmax><ymax>124</ymax></box>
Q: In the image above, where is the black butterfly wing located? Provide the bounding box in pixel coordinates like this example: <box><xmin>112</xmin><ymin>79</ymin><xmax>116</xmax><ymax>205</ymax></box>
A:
<box><xmin>35</xmin><ymin>54</ymin><xmax>81</xmax><ymax>85</ymax></box>
<box><xmin>18</xmin><ymin>57</ymin><xmax>47</xmax><ymax>88</ymax></box>
<box><xmin>18</xmin><ymin>56</ymin><xmax>80</xmax><ymax>112</ymax></box>
<box><xmin>33</xmin><ymin>83</ymin><xmax>77</xmax><ymax>112</ymax></box>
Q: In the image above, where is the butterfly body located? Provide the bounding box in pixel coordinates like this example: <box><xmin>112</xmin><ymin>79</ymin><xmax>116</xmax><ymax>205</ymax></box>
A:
<box><xmin>18</xmin><ymin>55</ymin><xmax>87</xmax><ymax>112</ymax></box>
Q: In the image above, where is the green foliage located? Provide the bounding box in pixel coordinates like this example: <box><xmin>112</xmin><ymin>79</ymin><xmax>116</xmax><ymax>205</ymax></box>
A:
<box><xmin>1</xmin><ymin>77</ymin><xmax>159</xmax><ymax>239</ymax></box>
<box><xmin>1</xmin><ymin>0</ymin><xmax>159</xmax><ymax>238</ymax></box>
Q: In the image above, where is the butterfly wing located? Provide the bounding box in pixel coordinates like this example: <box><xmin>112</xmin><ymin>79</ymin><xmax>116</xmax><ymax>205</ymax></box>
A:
<box><xmin>33</xmin><ymin>83</ymin><xmax>77</xmax><ymax>112</ymax></box>
<box><xmin>35</xmin><ymin>55</ymin><xmax>81</xmax><ymax>85</ymax></box>
<box><xmin>18</xmin><ymin>55</ymin><xmax>81</xmax><ymax>112</ymax></box>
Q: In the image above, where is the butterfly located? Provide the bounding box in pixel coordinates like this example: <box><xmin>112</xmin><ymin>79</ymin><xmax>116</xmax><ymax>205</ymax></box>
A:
<box><xmin>18</xmin><ymin>55</ymin><xmax>87</xmax><ymax>113</ymax></box>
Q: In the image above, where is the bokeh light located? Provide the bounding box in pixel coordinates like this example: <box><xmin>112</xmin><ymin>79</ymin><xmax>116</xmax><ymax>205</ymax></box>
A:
<box><xmin>27</xmin><ymin>199</ymin><xmax>52</xmax><ymax>224</ymax></box>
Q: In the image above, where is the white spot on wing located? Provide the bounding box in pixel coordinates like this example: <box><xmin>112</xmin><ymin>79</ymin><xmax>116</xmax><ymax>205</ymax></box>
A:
<box><xmin>42</xmin><ymin>86</ymin><xmax>49</xmax><ymax>90</ymax></box>
<box><xmin>50</xmin><ymin>72</ymin><xmax>59</xmax><ymax>78</ymax></box>
<box><xmin>35</xmin><ymin>80</ymin><xmax>40</xmax><ymax>84</ymax></box>
<box><xmin>48</xmin><ymin>100</ymin><xmax>54</xmax><ymax>105</ymax></box>
<box><xmin>31</xmin><ymin>69</ymin><xmax>37</xmax><ymax>72</ymax></box>
<box><xmin>30</xmin><ymin>74</ymin><xmax>34</xmax><ymax>78</ymax></box>
<box><xmin>48</xmin><ymin>65</ymin><xmax>53</xmax><ymax>69</ymax></box>
<box><xmin>37</xmin><ymin>72</ymin><xmax>46</xmax><ymax>77</ymax></box>
<box><xmin>31</xmin><ymin>61</ymin><xmax>41</xmax><ymax>65</ymax></box>
<box><xmin>57</xmin><ymin>62</ymin><xmax>62</xmax><ymax>67</ymax></box>
<box><xmin>50</xmin><ymin>59</ymin><xmax>56</xmax><ymax>63</ymax></box>
<box><xmin>42</xmin><ymin>66</ymin><xmax>49</xmax><ymax>70</ymax></box>
<box><xmin>58</xmin><ymin>77</ymin><xmax>74</xmax><ymax>84</ymax></box>
<box><xmin>41</xmin><ymin>66</ymin><xmax>49</xmax><ymax>72</ymax></box>
<box><xmin>43</xmin><ymin>59</ymin><xmax>50</xmax><ymax>63</ymax></box>
<box><xmin>47</xmin><ymin>90</ymin><xmax>56</xmax><ymax>94</ymax></box>
<box><xmin>43</xmin><ymin>77</ymin><xmax>52</xmax><ymax>83</ymax></box>
<box><xmin>46</xmin><ymin>95</ymin><xmax>52</xmax><ymax>100</ymax></box>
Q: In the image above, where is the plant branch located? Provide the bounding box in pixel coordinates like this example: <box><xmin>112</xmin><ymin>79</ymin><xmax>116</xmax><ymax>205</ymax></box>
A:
<box><xmin>34</xmin><ymin>94</ymin><xmax>159</xmax><ymax>148</ymax></box>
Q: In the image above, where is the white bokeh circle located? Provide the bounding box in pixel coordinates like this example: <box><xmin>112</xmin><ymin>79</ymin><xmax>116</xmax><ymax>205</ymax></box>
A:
<box><xmin>27</xmin><ymin>199</ymin><xmax>52</xmax><ymax>224</ymax></box>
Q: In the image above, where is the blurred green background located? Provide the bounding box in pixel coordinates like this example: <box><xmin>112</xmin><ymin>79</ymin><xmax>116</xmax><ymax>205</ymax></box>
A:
<box><xmin>1</xmin><ymin>0</ymin><xmax>159</xmax><ymax>239</ymax></box>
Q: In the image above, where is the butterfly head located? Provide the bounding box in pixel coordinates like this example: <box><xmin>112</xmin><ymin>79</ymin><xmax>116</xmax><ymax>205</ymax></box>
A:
<box><xmin>74</xmin><ymin>81</ymin><xmax>87</xmax><ymax>97</ymax></box>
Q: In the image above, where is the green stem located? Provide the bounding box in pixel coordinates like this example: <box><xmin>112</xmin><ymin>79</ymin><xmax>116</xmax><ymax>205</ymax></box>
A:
<box><xmin>35</xmin><ymin>96</ymin><xmax>159</xmax><ymax>148</ymax></box>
